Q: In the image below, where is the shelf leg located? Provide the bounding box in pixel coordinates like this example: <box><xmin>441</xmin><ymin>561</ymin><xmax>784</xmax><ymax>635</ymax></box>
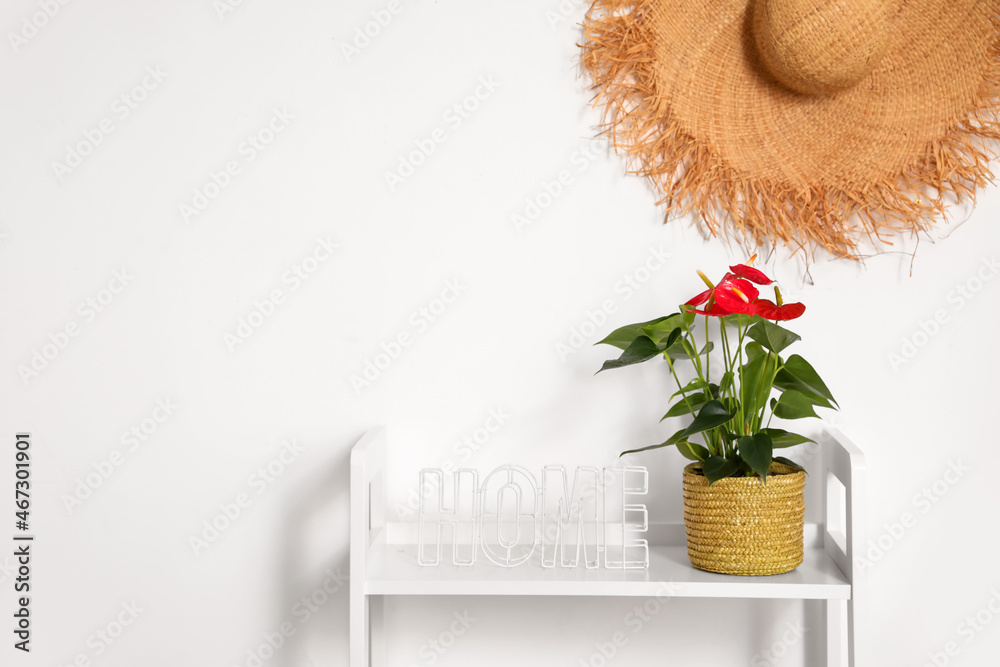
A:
<box><xmin>350</xmin><ymin>591</ymin><xmax>369</xmax><ymax>667</ymax></box>
<box><xmin>847</xmin><ymin>596</ymin><xmax>857</xmax><ymax>667</ymax></box>
<box><xmin>370</xmin><ymin>595</ymin><xmax>385</xmax><ymax>666</ymax></box>
<box><xmin>825</xmin><ymin>599</ymin><xmax>848</xmax><ymax>667</ymax></box>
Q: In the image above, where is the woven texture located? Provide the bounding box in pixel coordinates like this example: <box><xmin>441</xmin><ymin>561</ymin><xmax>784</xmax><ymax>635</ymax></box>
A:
<box><xmin>682</xmin><ymin>462</ymin><xmax>805</xmax><ymax>576</ymax></box>
<box><xmin>581</xmin><ymin>0</ymin><xmax>1000</xmax><ymax>259</ymax></box>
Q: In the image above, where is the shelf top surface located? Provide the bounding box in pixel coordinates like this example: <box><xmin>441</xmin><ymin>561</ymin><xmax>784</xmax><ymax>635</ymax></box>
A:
<box><xmin>364</xmin><ymin>543</ymin><xmax>851</xmax><ymax>600</ymax></box>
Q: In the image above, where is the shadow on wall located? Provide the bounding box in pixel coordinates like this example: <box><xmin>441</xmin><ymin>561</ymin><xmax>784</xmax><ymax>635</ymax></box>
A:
<box><xmin>277</xmin><ymin>433</ymin><xmax>357</xmax><ymax>667</ymax></box>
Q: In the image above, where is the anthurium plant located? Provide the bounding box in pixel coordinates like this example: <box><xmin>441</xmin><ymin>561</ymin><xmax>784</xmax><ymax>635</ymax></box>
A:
<box><xmin>597</xmin><ymin>258</ymin><xmax>837</xmax><ymax>484</ymax></box>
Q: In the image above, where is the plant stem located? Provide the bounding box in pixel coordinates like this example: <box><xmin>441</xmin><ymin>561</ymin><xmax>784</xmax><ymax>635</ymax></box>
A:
<box><xmin>664</xmin><ymin>351</ymin><xmax>701</xmax><ymax>445</ymax></box>
<box><xmin>734</xmin><ymin>318</ymin><xmax>746</xmax><ymax>437</ymax></box>
<box><xmin>764</xmin><ymin>361</ymin><xmax>785</xmax><ymax>429</ymax></box>
<box><xmin>753</xmin><ymin>350</ymin><xmax>772</xmax><ymax>433</ymax></box>
<box><xmin>704</xmin><ymin>314</ymin><xmax>710</xmax><ymax>383</ymax></box>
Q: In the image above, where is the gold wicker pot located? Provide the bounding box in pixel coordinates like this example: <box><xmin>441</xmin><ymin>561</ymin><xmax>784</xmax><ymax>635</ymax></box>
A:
<box><xmin>682</xmin><ymin>461</ymin><xmax>805</xmax><ymax>576</ymax></box>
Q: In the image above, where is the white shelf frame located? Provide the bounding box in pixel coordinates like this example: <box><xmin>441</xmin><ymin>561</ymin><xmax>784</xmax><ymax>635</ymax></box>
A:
<box><xmin>350</xmin><ymin>426</ymin><xmax>865</xmax><ymax>666</ymax></box>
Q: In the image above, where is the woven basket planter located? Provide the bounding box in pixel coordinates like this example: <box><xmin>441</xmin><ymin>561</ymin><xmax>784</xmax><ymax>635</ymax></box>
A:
<box><xmin>682</xmin><ymin>462</ymin><xmax>805</xmax><ymax>576</ymax></box>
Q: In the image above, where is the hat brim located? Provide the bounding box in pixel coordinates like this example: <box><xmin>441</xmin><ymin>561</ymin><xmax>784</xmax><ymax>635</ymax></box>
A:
<box><xmin>582</xmin><ymin>0</ymin><xmax>1000</xmax><ymax>259</ymax></box>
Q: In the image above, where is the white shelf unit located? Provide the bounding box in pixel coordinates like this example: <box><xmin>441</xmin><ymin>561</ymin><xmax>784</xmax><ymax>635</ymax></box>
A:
<box><xmin>350</xmin><ymin>427</ymin><xmax>865</xmax><ymax>667</ymax></box>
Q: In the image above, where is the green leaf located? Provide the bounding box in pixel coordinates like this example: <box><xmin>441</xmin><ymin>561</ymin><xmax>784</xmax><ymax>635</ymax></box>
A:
<box><xmin>744</xmin><ymin>340</ymin><xmax>766</xmax><ymax>363</ymax></box>
<box><xmin>597</xmin><ymin>335</ymin><xmax>661</xmax><ymax>373</ymax></box>
<box><xmin>738</xmin><ymin>433</ymin><xmax>773</xmax><ymax>483</ymax></box>
<box><xmin>682</xmin><ymin>400</ymin><xmax>735</xmax><ymax>438</ymax></box>
<box><xmin>640</xmin><ymin>315</ymin><xmax>686</xmax><ymax>346</ymax></box>
<box><xmin>676</xmin><ymin>441</ymin><xmax>710</xmax><ymax>462</ymax></box>
<box><xmin>702</xmin><ymin>456</ymin><xmax>741</xmax><ymax>484</ymax></box>
<box><xmin>722</xmin><ymin>313</ymin><xmax>755</xmax><ymax>329</ymax></box>
<box><xmin>661</xmin><ymin>395</ymin><xmax>710</xmax><ymax>420</ymax></box>
<box><xmin>619</xmin><ymin>429</ymin><xmax>687</xmax><ymax>457</ymax></box>
<box><xmin>718</xmin><ymin>371</ymin><xmax>735</xmax><ymax>395</ymax></box>
<box><xmin>773</xmin><ymin>355</ymin><xmax>838</xmax><ymax>409</ymax></box>
<box><xmin>665</xmin><ymin>341</ymin><xmax>714</xmax><ymax>361</ymax></box>
<box><xmin>738</xmin><ymin>342</ymin><xmax>774</xmax><ymax>416</ymax></box>
<box><xmin>759</xmin><ymin>428</ymin><xmax>814</xmax><ymax>448</ymax></box>
<box><xmin>747</xmin><ymin>321</ymin><xmax>801</xmax><ymax>354</ymax></box>
<box><xmin>663</xmin><ymin>328</ymin><xmax>682</xmax><ymax>350</ymax></box>
<box><xmin>670</xmin><ymin>378</ymin><xmax>710</xmax><ymax>399</ymax></box>
<box><xmin>772</xmin><ymin>390</ymin><xmax>820</xmax><ymax>420</ymax></box>
<box><xmin>773</xmin><ymin>456</ymin><xmax>806</xmax><ymax>473</ymax></box>
<box><xmin>596</xmin><ymin>317</ymin><xmax>671</xmax><ymax>350</ymax></box>
<box><xmin>720</xmin><ymin>428</ymin><xmax>741</xmax><ymax>445</ymax></box>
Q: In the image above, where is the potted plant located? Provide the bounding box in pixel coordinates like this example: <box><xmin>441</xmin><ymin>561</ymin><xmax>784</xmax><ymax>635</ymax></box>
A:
<box><xmin>596</xmin><ymin>258</ymin><xmax>837</xmax><ymax>575</ymax></box>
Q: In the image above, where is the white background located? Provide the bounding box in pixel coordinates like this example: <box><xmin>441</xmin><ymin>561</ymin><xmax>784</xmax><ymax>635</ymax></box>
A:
<box><xmin>2</xmin><ymin>0</ymin><xmax>999</xmax><ymax>665</ymax></box>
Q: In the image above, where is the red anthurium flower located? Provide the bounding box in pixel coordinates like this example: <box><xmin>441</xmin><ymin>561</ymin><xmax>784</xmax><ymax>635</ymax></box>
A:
<box><xmin>752</xmin><ymin>286</ymin><xmax>805</xmax><ymax>320</ymax></box>
<box><xmin>714</xmin><ymin>279</ymin><xmax>759</xmax><ymax>314</ymax></box>
<box><xmin>684</xmin><ymin>288</ymin><xmax>711</xmax><ymax>308</ymax></box>
<box><xmin>685</xmin><ymin>299</ymin><xmax>733</xmax><ymax>317</ymax></box>
<box><xmin>727</xmin><ymin>263</ymin><xmax>774</xmax><ymax>285</ymax></box>
<box><xmin>685</xmin><ymin>278</ymin><xmax>759</xmax><ymax>316</ymax></box>
<box><xmin>753</xmin><ymin>299</ymin><xmax>805</xmax><ymax>321</ymax></box>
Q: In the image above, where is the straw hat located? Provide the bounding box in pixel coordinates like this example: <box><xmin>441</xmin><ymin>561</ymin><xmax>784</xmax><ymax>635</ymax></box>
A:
<box><xmin>581</xmin><ymin>0</ymin><xmax>1000</xmax><ymax>259</ymax></box>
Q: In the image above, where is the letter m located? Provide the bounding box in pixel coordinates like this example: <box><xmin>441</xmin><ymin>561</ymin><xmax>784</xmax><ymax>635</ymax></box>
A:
<box><xmin>540</xmin><ymin>466</ymin><xmax>601</xmax><ymax>568</ymax></box>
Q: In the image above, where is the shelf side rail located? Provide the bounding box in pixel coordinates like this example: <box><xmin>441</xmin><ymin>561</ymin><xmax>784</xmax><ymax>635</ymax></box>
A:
<box><xmin>821</xmin><ymin>426</ymin><xmax>866</xmax><ymax>667</ymax></box>
<box><xmin>351</xmin><ymin>428</ymin><xmax>387</xmax><ymax>667</ymax></box>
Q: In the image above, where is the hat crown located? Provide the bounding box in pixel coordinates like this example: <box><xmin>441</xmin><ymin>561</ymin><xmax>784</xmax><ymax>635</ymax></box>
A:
<box><xmin>753</xmin><ymin>0</ymin><xmax>896</xmax><ymax>95</ymax></box>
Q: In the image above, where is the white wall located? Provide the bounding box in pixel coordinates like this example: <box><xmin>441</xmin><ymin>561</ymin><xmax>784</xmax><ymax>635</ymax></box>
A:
<box><xmin>2</xmin><ymin>1</ymin><xmax>999</xmax><ymax>665</ymax></box>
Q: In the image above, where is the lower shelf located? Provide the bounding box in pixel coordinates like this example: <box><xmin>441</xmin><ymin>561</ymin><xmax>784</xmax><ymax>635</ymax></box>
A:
<box><xmin>364</xmin><ymin>543</ymin><xmax>850</xmax><ymax>600</ymax></box>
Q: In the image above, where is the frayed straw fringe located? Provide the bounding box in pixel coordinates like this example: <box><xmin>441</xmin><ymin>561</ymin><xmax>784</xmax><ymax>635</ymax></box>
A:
<box><xmin>581</xmin><ymin>0</ymin><xmax>1000</xmax><ymax>260</ymax></box>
